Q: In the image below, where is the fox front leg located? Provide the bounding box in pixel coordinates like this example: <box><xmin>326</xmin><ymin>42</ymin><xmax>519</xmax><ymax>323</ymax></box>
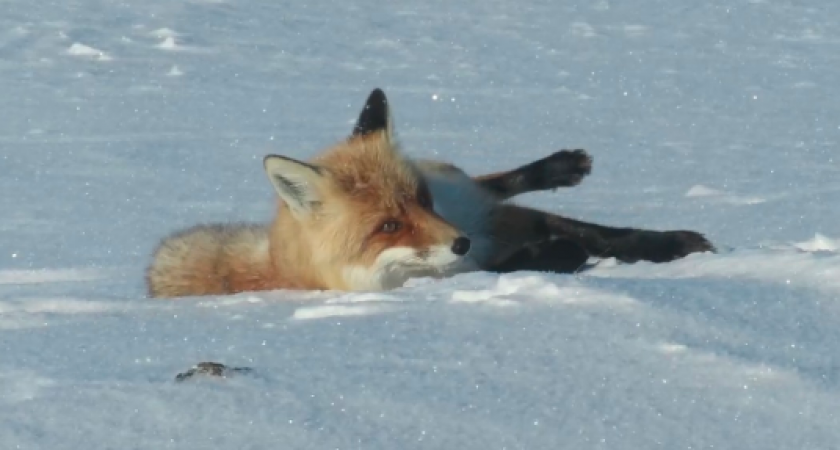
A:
<box><xmin>473</xmin><ymin>149</ymin><xmax>593</xmax><ymax>201</ymax></box>
<box><xmin>489</xmin><ymin>204</ymin><xmax>714</xmax><ymax>268</ymax></box>
<box><xmin>538</xmin><ymin>210</ymin><xmax>716</xmax><ymax>263</ymax></box>
<box><xmin>489</xmin><ymin>238</ymin><xmax>590</xmax><ymax>274</ymax></box>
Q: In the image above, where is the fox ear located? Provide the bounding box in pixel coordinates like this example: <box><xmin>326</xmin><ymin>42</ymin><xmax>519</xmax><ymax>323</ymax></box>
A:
<box><xmin>352</xmin><ymin>88</ymin><xmax>394</xmax><ymax>142</ymax></box>
<box><xmin>263</xmin><ymin>155</ymin><xmax>325</xmax><ymax>217</ymax></box>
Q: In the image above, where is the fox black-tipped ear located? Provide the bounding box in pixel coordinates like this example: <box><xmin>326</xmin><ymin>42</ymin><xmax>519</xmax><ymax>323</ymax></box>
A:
<box><xmin>263</xmin><ymin>155</ymin><xmax>325</xmax><ymax>218</ymax></box>
<box><xmin>352</xmin><ymin>88</ymin><xmax>394</xmax><ymax>140</ymax></box>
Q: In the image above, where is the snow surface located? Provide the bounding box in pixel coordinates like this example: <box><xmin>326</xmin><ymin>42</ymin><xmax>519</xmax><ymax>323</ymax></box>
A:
<box><xmin>2</xmin><ymin>0</ymin><xmax>840</xmax><ymax>448</ymax></box>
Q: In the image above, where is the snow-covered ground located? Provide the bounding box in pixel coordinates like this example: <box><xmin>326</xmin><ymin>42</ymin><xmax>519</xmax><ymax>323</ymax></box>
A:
<box><xmin>2</xmin><ymin>1</ymin><xmax>840</xmax><ymax>448</ymax></box>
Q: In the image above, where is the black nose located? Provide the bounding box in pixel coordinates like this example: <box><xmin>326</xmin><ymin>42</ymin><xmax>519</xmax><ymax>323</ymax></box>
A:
<box><xmin>451</xmin><ymin>236</ymin><xmax>471</xmax><ymax>256</ymax></box>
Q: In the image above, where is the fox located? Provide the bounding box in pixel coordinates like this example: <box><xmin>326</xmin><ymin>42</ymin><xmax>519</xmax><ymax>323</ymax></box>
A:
<box><xmin>146</xmin><ymin>88</ymin><xmax>714</xmax><ymax>298</ymax></box>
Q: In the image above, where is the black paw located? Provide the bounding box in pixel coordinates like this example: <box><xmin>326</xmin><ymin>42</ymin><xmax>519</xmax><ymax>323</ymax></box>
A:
<box><xmin>536</xmin><ymin>149</ymin><xmax>593</xmax><ymax>190</ymax></box>
<box><xmin>665</xmin><ymin>230</ymin><xmax>716</xmax><ymax>259</ymax></box>
<box><xmin>612</xmin><ymin>230</ymin><xmax>715</xmax><ymax>263</ymax></box>
<box><xmin>175</xmin><ymin>361</ymin><xmax>253</xmax><ymax>382</ymax></box>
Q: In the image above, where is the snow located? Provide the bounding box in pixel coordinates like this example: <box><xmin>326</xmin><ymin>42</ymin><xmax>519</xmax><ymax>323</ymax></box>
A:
<box><xmin>795</xmin><ymin>233</ymin><xmax>839</xmax><ymax>253</ymax></box>
<box><xmin>2</xmin><ymin>0</ymin><xmax>840</xmax><ymax>448</ymax></box>
<box><xmin>66</xmin><ymin>43</ymin><xmax>111</xmax><ymax>61</ymax></box>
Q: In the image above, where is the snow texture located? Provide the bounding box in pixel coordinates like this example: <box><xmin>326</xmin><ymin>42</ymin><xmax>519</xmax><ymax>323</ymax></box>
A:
<box><xmin>2</xmin><ymin>0</ymin><xmax>840</xmax><ymax>449</ymax></box>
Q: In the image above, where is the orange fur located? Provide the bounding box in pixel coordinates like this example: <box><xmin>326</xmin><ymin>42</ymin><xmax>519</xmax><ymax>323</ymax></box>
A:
<box><xmin>145</xmin><ymin>88</ymin><xmax>563</xmax><ymax>299</ymax></box>
<box><xmin>145</xmin><ymin>130</ymin><xmax>464</xmax><ymax>298</ymax></box>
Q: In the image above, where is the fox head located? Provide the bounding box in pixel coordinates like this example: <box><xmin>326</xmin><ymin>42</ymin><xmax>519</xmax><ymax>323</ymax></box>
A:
<box><xmin>263</xmin><ymin>88</ymin><xmax>474</xmax><ymax>291</ymax></box>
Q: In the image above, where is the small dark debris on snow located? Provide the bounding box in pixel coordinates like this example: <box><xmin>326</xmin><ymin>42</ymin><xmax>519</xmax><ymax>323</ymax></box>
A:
<box><xmin>175</xmin><ymin>361</ymin><xmax>253</xmax><ymax>382</ymax></box>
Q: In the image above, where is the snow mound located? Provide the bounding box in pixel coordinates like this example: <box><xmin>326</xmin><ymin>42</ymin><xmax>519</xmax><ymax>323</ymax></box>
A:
<box><xmin>685</xmin><ymin>184</ymin><xmax>724</xmax><ymax>197</ymax></box>
<box><xmin>795</xmin><ymin>233</ymin><xmax>839</xmax><ymax>252</ymax></box>
<box><xmin>66</xmin><ymin>43</ymin><xmax>111</xmax><ymax>61</ymax></box>
<box><xmin>157</xmin><ymin>36</ymin><xmax>178</xmax><ymax>50</ymax></box>
<box><xmin>685</xmin><ymin>184</ymin><xmax>766</xmax><ymax>205</ymax></box>
<box><xmin>150</xmin><ymin>27</ymin><xmax>180</xmax><ymax>38</ymax></box>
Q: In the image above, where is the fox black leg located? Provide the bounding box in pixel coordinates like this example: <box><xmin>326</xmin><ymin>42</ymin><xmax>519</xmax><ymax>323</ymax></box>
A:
<box><xmin>540</xmin><ymin>212</ymin><xmax>715</xmax><ymax>263</ymax></box>
<box><xmin>475</xmin><ymin>149</ymin><xmax>593</xmax><ymax>201</ymax></box>
<box><xmin>490</xmin><ymin>239</ymin><xmax>590</xmax><ymax>274</ymax></box>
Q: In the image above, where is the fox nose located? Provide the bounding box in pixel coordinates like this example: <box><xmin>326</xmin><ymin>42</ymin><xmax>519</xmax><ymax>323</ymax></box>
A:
<box><xmin>451</xmin><ymin>236</ymin><xmax>471</xmax><ymax>256</ymax></box>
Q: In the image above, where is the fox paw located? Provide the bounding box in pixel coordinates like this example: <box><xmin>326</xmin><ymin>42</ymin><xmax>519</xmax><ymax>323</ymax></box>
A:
<box><xmin>613</xmin><ymin>230</ymin><xmax>715</xmax><ymax>263</ymax></box>
<box><xmin>664</xmin><ymin>230</ymin><xmax>716</xmax><ymax>260</ymax></box>
<box><xmin>672</xmin><ymin>230</ymin><xmax>715</xmax><ymax>252</ymax></box>
<box><xmin>537</xmin><ymin>149</ymin><xmax>593</xmax><ymax>190</ymax></box>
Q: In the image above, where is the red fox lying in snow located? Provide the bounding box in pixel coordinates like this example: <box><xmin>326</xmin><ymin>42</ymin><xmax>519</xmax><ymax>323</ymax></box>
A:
<box><xmin>146</xmin><ymin>88</ymin><xmax>713</xmax><ymax>298</ymax></box>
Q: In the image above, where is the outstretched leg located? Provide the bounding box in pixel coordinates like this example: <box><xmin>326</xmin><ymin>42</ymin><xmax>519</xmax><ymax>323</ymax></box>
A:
<box><xmin>486</xmin><ymin>204</ymin><xmax>714</xmax><ymax>272</ymax></box>
<box><xmin>538</xmin><ymin>210</ymin><xmax>715</xmax><ymax>263</ymax></box>
<box><xmin>474</xmin><ymin>149</ymin><xmax>592</xmax><ymax>201</ymax></box>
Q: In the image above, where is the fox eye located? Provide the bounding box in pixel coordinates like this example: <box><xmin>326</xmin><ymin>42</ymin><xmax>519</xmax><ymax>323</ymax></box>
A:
<box><xmin>380</xmin><ymin>220</ymin><xmax>402</xmax><ymax>233</ymax></box>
